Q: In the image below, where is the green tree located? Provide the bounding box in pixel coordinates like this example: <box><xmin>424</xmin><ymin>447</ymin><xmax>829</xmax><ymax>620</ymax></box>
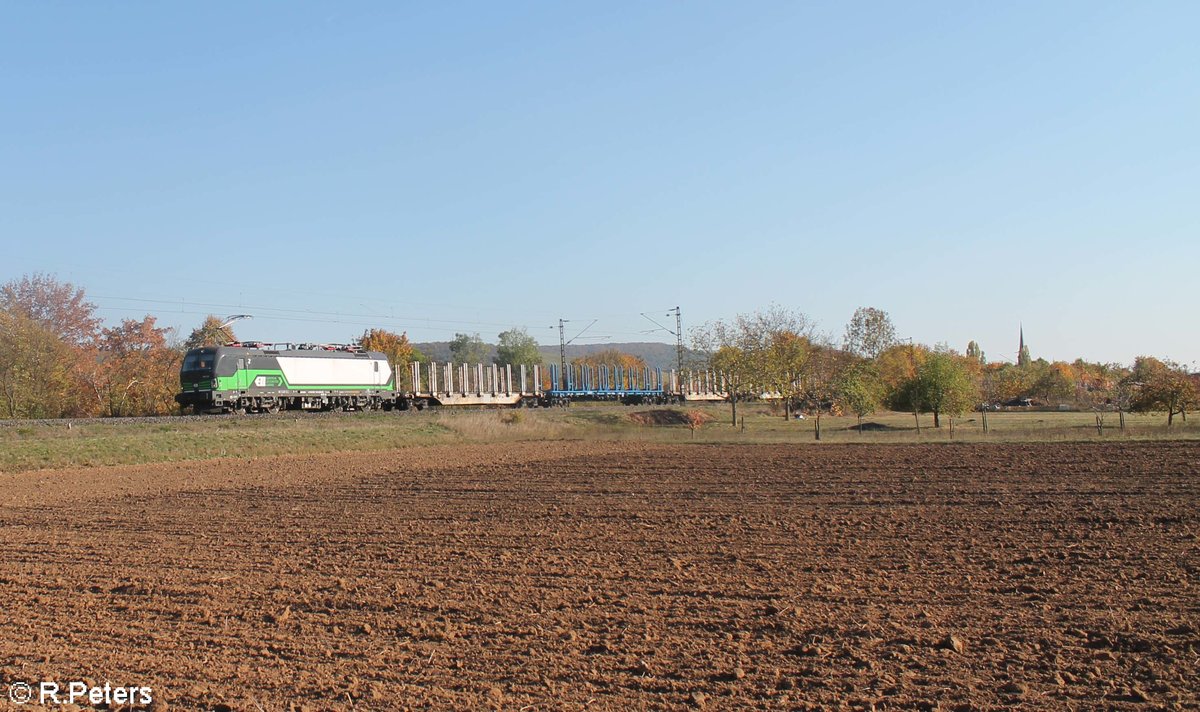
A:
<box><xmin>184</xmin><ymin>315</ymin><xmax>238</xmax><ymax>350</ymax></box>
<box><xmin>710</xmin><ymin>345</ymin><xmax>754</xmax><ymax>427</ymax></box>
<box><xmin>913</xmin><ymin>350</ymin><xmax>978</xmax><ymax>428</ymax></box>
<box><xmin>837</xmin><ymin>360</ymin><xmax>884</xmax><ymax>432</ymax></box>
<box><xmin>843</xmin><ymin>307</ymin><xmax>897</xmax><ymax>359</ymax></box>
<box><xmin>1018</xmin><ymin>343</ymin><xmax>1032</xmax><ymax>367</ymax></box>
<box><xmin>449</xmin><ymin>332</ymin><xmax>488</xmax><ymax>364</ymax></box>
<box><xmin>494</xmin><ymin>327</ymin><xmax>542</xmax><ymax>368</ymax></box>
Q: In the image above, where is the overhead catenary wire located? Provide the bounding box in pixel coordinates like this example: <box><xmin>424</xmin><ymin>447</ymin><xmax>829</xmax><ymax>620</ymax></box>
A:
<box><xmin>92</xmin><ymin>294</ymin><xmax>673</xmax><ymax>339</ymax></box>
<box><xmin>93</xmin><ymin>299</ymin><xmax>672</xmax><ymax>342</ymax></box>
<box><xmin>91</xmin><ymin>295</ymin><xmax>543</xmax><ymax>331</ymax></box>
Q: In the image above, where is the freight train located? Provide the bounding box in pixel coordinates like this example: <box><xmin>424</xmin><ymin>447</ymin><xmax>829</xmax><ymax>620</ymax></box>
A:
<box><xmin>177</xmin><ymin>343</ymin><xmax>728</xmax><ymax>414</ymax></box>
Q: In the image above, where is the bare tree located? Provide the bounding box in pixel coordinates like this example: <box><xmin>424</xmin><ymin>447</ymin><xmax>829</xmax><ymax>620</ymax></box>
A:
<box><xmin>693</xmin><ymin>305</ymin><xmax>817</xmax><ymax>425</ymax></box>
<box><xmin>843</xmin><ymin>307</ymin><xmax>897</xmax><ymax>359</ymax></box>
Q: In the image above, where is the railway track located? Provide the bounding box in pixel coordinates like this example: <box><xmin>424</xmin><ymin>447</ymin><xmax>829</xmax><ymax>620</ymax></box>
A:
<box><xmin>0</xmin><ymin>408</ymin><xmax>414</xmax><ymax>428</ymax></box>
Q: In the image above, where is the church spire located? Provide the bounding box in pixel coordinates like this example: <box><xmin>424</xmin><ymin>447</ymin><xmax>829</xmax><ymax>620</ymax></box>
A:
<box><xmin>1018</xmin><ymin>324</ymin><xmax>1031</xmax><ymax>367</ymax></box>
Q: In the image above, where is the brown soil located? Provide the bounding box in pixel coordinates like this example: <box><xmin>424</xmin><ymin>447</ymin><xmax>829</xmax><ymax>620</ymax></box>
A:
<box><xmin>1</xmin><ymin>441</ymin><xmax>1197</xmax><ymax>710</ymax></box>
<box><xmin>629</xmin><ymin>409</ymin><xmax>715</xmax><ymax>426</ymax></box>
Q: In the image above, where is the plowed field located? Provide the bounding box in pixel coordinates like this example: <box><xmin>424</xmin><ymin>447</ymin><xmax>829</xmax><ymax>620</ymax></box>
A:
<box><xmin>1</xmin><ymin>441</ymin><xmax>1197</xmax><ymax>711</ymax></box>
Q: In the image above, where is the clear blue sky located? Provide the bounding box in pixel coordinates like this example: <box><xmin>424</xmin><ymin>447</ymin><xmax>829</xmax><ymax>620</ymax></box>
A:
<box><xmin>3</xmin><ymin>2</ymin><xmax>1197</xmax><ymax>366</ymax></box>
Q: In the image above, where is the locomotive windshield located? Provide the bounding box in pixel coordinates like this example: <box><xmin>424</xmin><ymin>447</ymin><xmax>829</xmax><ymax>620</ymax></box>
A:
<box><xmin>181</xmin><ymin>351</ymin><xmax>214</xmax><ymax>373</ymax></box>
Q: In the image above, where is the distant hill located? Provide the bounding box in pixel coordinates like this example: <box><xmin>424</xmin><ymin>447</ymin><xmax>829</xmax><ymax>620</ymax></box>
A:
<box><xmin>412</xmin><ymin>341</ymin><xmax>706</xmax><ymax>370</ymax></box>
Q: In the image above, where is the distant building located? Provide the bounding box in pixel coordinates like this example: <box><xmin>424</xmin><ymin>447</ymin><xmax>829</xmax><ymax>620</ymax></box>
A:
<box><xmin>1017</xmin><ymin>325</ymin><xmax>1031</xmax><ymax>367</ymax></box>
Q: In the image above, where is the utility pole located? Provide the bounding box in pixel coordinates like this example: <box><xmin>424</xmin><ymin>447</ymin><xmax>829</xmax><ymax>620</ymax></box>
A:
<box><xmin>641</xmin><ymin>307</ymin><xmax>685</xmax><ymax>391</ymax></box>
<box><xmin>673</xmin><ymin>306</ymin><xmax>683</xmax><ymax>377</ymax></box>
<box><xmin>554</xmin><ymin>318</ymin><xmax>598</xmax><ymax>390</ymax></box>
<box><xmin>559</xmin><ymin>318</ymin><xmax>567</xmax><ymax>390</ymax></box>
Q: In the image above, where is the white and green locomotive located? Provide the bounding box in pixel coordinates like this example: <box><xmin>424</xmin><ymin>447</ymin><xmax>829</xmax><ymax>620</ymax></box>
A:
<box><xmin>177</xmin><ymin>343</ymin><xmax>397</xmax><ymax>414</ymax></box>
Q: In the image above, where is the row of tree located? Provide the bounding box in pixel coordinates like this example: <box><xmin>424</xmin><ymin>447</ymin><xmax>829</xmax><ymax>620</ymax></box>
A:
<box><xmin>691</xmin><ymin>305</ymin><xmax>1197</xmax><ymax>433</ymax></box>
<box><xmin>0</xmin><ymin>274</ymin><xmax>1195</xmax><ymax>423</ymax></box>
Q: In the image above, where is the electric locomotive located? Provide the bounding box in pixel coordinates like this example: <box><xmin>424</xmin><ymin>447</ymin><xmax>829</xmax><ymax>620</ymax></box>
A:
<box><xmin>176</xmin><ymin>343</ymin><xmax>395</xmax><ymax>414</ymax></box>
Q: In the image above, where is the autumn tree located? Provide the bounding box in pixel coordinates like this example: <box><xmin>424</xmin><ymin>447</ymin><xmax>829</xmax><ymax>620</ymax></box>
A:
<box><xmin>1031</xmin><ymin>361</ymin><xmax>1076</xmax><ymax>406</ymax></box>
<box><xmin>1070</xmin><ymin>360</ymin><xmax>1125</xmax><ymax>433</ymax></box>
<box><xmin>987</xmin><ymin>363</ymin><xmax>1034</xmax><ymax>405</ymax></box>
<box><xmin>89</xmin><ymin>317</ymin><xmax>181</xmax><ymax>416</ymax></box>
<box><xmin>692</xmin><ymin>320</ymin><xmax>745</xmax><ymax>427</ymax></box>
<box><xmin>796</xmin><ymin>343</ymin><xmax>848</xmax><ymax>440</ymax></box>
<box><xmin>360</xmin><ymin>328</ymin><xmax>416</xmax><ymax>389</ymax></box>
<box><xmin>572</xmin><ymin>349</ymin><xmax>646</xmax><ymax>370</ymax></box>
<box><xmin>495</xmin><ymin>327</ymin><xmax>542</xmax><ymax>368</ymax></box>
<box><xmin>0</xmin><ymin>310</ymin><xmax>80</xmax><ymax>418</ymax></box>
<box><xmin>0</xmin><ymin>274</ymin><xmax>99</xmax><ymax>417</ymax></box>
<box><xmin>710</xmin><ymin>345</ymin><xmax>754</xmax><ymax>426</ymax></box>
<box><xmin>878</xmin><ymin>341</ymin><xmax>929</xmax><ymax>431</ymax></box>
<box><xmin>736</xmin><ymin>305</ymin><xmax>816</xmax><ymax>422</ymax></box>
<box><xmin>843</xmin><ymin>307</ymin><xmax>897</xmax><ymax>359</ymax></box>
<box><xmin>184</xmin><ymin>315</ymin><xmax>237</xmax><ymax>350</ymax></box>
<box><xmin>0</xmin><ymin>273</ymin><xmax>100</xmax><ymax>346</ymax></box>
<box><xmin>1127</xmin><ymin>357</ymin><xmax>1196</xmax><ymax>426</ymax></box>
<box><xmin>763</xmin><ymin>330</ymin><xmax>811</xmax><ymax>421</ymax></box>
<box><xmin>1073</xmin><ymin>360</ymin><xmax>1113</xmax><ymax>406</ymax></box>
<box><xmin>571</xmin><ymin>349</ymin><xmax>646</xmax><ymax>389</ymax></box>
<box><xmin>684</xmin><ymin>410</ymin><xmax>707</xmax><ymax>439</ymax></box>
<box><xmin>876</xmin><ymin>342</ymin><xmax>925</xmax><ymax>402</ymax></box>
<box><xmin>449</xmin><ymin>332</ymin><xmax>488</xmax><ymax>364</ymax></box>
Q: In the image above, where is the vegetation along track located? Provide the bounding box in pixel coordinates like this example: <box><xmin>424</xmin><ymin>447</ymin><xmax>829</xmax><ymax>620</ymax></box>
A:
<box><xmin>0</xmin><ymin>409</ymin><xmax>392</xmax><ymax>428</ymax></box>
<box><xmin>0</xmin><ymin>441</ymin><xmax>1197</xmax><ymax>710</ymax></box>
